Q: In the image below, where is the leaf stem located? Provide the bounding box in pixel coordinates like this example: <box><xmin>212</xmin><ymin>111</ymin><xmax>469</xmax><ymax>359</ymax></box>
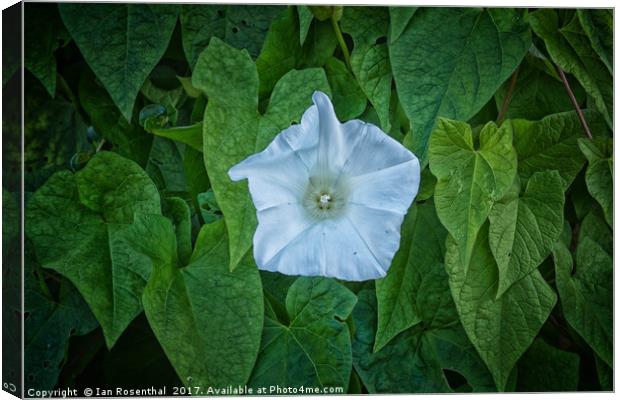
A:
<box><xmin>330</xmin><ymin>15</ymin><xmax>352</xmax><ymax>70</ymax></box>
<box><xmin>556</xmin><ymin>65</ymin><xmax>593</xmax><ymax>139</ymax></box>
<box><xmin>95</xmin><ymin>138</ymin><xmax>106</xmax><ymax>153</ymax></box>
<box><xmin>496</xmin><ymin>66</ymin><xmax>520</xmax><ymax>126</ymax></box>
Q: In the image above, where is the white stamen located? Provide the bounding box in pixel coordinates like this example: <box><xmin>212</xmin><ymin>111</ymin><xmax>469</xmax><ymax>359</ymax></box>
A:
<box><xmin>319</xmin><ymin>194</ymin><xmax>331</xmax><ymax>204</ymax></box>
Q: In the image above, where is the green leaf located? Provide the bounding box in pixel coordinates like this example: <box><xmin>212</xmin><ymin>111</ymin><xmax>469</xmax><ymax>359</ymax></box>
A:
<box><xmin>415</xmin><ymin>167</ymin><xmax>436</xmax><ymax>201</ymax></box>
<box><xmin>429</xmin><ymin>118</ymin><xmax>517</xmax><ymax>267</ymax></box>
<box><xmin>197</xmin><ymin>190</ymin><xmax>223</xmax><ymax>225</ymax></box>
<box><xmin>138</xmin><ymin>227</ymin><xmax>251</xmax><ymax>385</ymax></box>
<box><xmin>26</xmin><ymin>152</ymin><xmax>161</xmax><ymax>347</ymax></box>
<box><xmin>325</xmin><ymin>57</ymin><xmax>367</xmax><ymax>120</ymax></box>
<box><xmin>142</xmin><ymin>218</ymin><xmax>263</xmax><ymax>387</ymax></box>
<box><xmin>354</xmin><ymin>280</ymin><xmax>495</xmax><ymax>392</ymax></box>
<box><xmin>529</xmin><ymin>10</ymin><xmax>612</xmax><ymax>128</ymax></box>
<box><xmin>578</xmin><ymin>138</ymin><xmax>613</xmax><ymax>226</ymax></box>
<box><xmin>553</xmin><ymin>220</ymin><xmax>612</xmax><ymax>367</ymax></box>
<box><xmin>177</xmin><ymin>76</ymin><xmax>201</xmax><ymax>98</ymax></box>
<box><xmin>59</xmin><ymin>3</ymin><xmax>179</xmax><ymax>121</ymax></box>
<box><xmin>140</xmin><ymin>79</ymin><xmax>184</xmax><ymax>113</ymax></box>
<box><xmin>308</xmin><ymin>6</ymin><xmax>342</xmax><ymax>22</ymax></box>
<box><xmin>249</xmin><ymin>277</ymin><xmax>356</xmax><ymax>389</ymax></box>
<box><xmin>445</xmin><ymin>224</ymin><xmax>557</xmax><ymax>391</ymax></box>
<box><xmin>297</xmin><ymin>6</ymin><xmax>313</xmax><ymax>45</ymax></box>
<box><xmin>180</xmin><ymin>5</ymin><xmax>284</xmax><ymax>68</ymax></box>
<box><xmin>25</xmin><ymin>257</ymin><xmax>98</xmax><ymax>391</ymax></box>
<box><xmin>162</xmin><ymin>197</ymin><xmax>192</xmax><ymax>266</ymax></box>
<box><xmin>260</xmin><ymin>271</ymin><xmax>296</xmax><ymax>321</ymax></box>
<box><xmin>374</xmin><ymin>202</ymin><xmax>447</xmax><ymax>352</ymax></box>
<box><xmin>193</xmin><ymin>37</ymin><xmax>330</xmax><ymax>270</ymax></box>
<box><xmin>79</xmin><ymin>70</ymin><xmax>153</xmax><ymax>166</ymax></box>
<box><xmin>494</xmin><ymin>59</ymin><xmax>585</xmax><ymax>121</ymax></box>
<box><xmin>488</xmin><ymin>171</ymin><xmax>565</xmax><ymax>297</ymax></box>
<box><xmin>507</xmin><ymin>111</ymin><xmax>605</xmax><ymax>189</ymax></box>
<box><xmin>255</xmin><ymin>7</ymin><xmax>336</xmax><ymax>98</ymax></box>
<box><xmin>145</xmin><ymin>137</ymin><xmax>188</xmax><ymax>195</ymax></box>
<box><xmin>341</xmin><ymin>7</ymin><xmax>392</xmax><ymax>131</ymax></box>
<box><xmin>576</xmin><ymin>9</ymin><xmax>612</xmax><ymax>74</ymax></box>
<box><xmin>148</xmin><ymin>123</ymin><xmax>203</xmax><ymax>152</ymax></box>
<box><xmin>22</xmin><ymin>76</ymin><xmax>90</xmax><ymax>191</ymax></box>
<box><xmin>595</xmin><ymin>354</ymin><xmax>612</xmax><ymax>391</ymax></box>
<box><xmin>24</xmin><ymin>3</ymin><xmax>69</xmax><ymax>97</ymax></box>
<box><xmin>183</xmin><ymin>146</ymin><xmax>210</xmax><ymax>209</ymax></box>
<box><xmin>516</xmin><ymin>339</ymin><xmax>580</xmax><ymax>391</ymax></box>
<box><xmin>390</xmin><ymin>8</ymin><xmax>530</xmax><ymax>159</ymax></box>
<box><xmin>388</xmin><ymin>7</ymin><xmax>417</xmax><ymax>43</ymax></box>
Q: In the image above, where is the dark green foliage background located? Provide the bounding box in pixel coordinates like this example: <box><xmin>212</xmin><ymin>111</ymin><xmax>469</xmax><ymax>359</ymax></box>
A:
<box><xmin>9</xmin><ymin>3</ymin><xmax>613</xmax><ymax>394</ymax></box>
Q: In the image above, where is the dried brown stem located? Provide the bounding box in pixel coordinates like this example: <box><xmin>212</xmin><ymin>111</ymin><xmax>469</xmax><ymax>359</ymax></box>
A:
<box><xmin>556</xmin><ymin>66</ymin><xmax>593</xmax><ymax>139</ymax></box>
<box><xmin>496</xmin><ymin>66</ymin><xmax>520</xmax><ymax>126</ymax></box>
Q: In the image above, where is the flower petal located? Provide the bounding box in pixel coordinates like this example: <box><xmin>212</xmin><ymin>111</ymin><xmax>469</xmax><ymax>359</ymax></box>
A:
<box><xmin>252</xmin><ymin>203</ymin><xmax>315</xmax><ymax>268</ymax></box>
<box><xmin>228</xmin><ymin>123</ymin><xmax>315</xmax><ymax>210</ymax></box>
<box><xmin>259</xmin><ymin>216</ymin><xmax>392</xmax><ymax>281</ymax></box>
<box><xmin>312</xmin><ymin>91</ymin><xmax>417</xmax><ymax>178</ymax></box>
<box><xmin>338</xmin><ymin>121</ymin><xmax>418</xmax><ymax>177</ymax></box>
<box><xmin>347</xmin><ymin>158</ymin><xmax>420</xmax><ymax>214</ymax></box>
<box><xmin>343</xmin><ymin>204</ymin><xmax>406</xmax><ymax>273</ymax></box>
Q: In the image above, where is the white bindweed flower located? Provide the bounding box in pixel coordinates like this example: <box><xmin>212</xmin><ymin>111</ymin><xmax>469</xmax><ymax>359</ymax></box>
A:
<box><xmin>229</xmin><ymin>91</ymin><xmax>420</xmax><ymax>281</ymax></box>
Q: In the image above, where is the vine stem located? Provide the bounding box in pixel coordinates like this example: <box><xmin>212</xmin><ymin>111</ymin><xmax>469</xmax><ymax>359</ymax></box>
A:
<box><xmin>556</xmin><ymin>65</ymin><xmax>593</xmax><ymax>139</ymax></box>
<box><xmin>496</xmin><ymin>66</ymin><xmax>520</xmax><ymax>126</ymax></box>
<box><xmin>330</xmin><ymin>15</ymin><xmax>352</xmax><ymax>70</ymax></box>
<box><xmin>96</xmin><ymin>138</ymin><xmax>106</xmax><ymax>153</ymax></box>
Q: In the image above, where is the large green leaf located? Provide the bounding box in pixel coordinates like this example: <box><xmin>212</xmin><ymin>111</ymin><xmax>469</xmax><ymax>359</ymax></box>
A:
<box><xmin>180</xmin><ymin>5</ymin><xmax>285</xmax><ymax>68</ymax></box>
<box><xmin>24</xmin><ymin>3</ymin><xmax>69</xmax><ymax>97</ymax></box>
<box><xmin>578</xmin><ymin>138</ymin><xmax>613</xmax><ymax>226</ymax></box>
<box><xmin>529</xmin><ymin>10</ymin><xmax>612</xmax><ymax>128</ymax></box>
<box><xmin>494</xmin><ymin>59</ymin><xmax>584</xmax><ymax>121</ymax></box>
<box><xmin>429</xmin><ymin>118</ymin><xmax>517</xmax><ymax>267</ymax></box>
<box><xmin>145</xmin><ymin>137</ymin><xmax>189</xmax><ymax>196</ymax></box>
<box><xmin>552</xmin><ymin>215</ymin><xmax>612</xmax><ymax>367</ymax></box>
<box><xmin>249</xmin><ymin>277</ymin><xmax>356</xmax><ymax>390</ymax></box>
<box><xmin>193</xmin><ymin>37</ymin><xmax>330</xmax><ymax>270</ymax></box>
<box><xmin>340</xmin><ymin>7</ymin><xmax>392</xmax><ymax>131</ymax></box>
<box><xmin>23</xmin><ymin>76</ymin><xmax>90</xmax><ymax>192</ymax></box>
<box><xmin>24</xmin><ymin>253</ymin><xmax>98</xmax><ymax>391</ymax></box>
<box><xmin>255</xmin><ymin>6</ymin><xmax>336</xmax><ymax>98</ymax></box>
<box><xmin>388</xmin><ymin>7</ymin><xmax>417</xmax><ymax>43</ymax></box>
<box><xmin>59</xmin><ymin>3</ymin><xmax>179</xmax><ymax>120</ymax></box>
<box><xmin>26</xmin><ymin>152</ymin><xmax>161</xmax><ymax>347</ymax></box>
<box><xmin>445</xmin><ymin>224</ymin><xmax>557</xmax><ymax>391</ymax></box>
<box><xmin>354</xmin><ymin>276</ymin><xmax>495</xmax><ymax>392</ymax></box>
<box><xmin>325</xmin><ymin>57</ymin><xmax>367</xmax><ymax>120</ymax></box>
<box><xmin>516</xmin><ymin>338</ymin><xmax>580</xmax><ymax>391</ymax></box>
<box><xmin>488</xmin><ymin>171</ymin><xmax>565</xmax><ymax>297</ymax></box>
<box><xmin>79</xmin><ymin>71</ymin><xmax>153</xmax><ymax>166</ymax></box>
<box><xmin>374</xmin><ymin>202</ymin><xmax>447</xmax><ymax>353</ymax></box>
<box><xmin>390</xmin><ymin>8</ymin><xmax>530</xmax><ymax>159</ymax></box>
<box><xmin>506</xmin><ymin>111</ymin><xmax>605</xmax><ymax>189</ymax></box>
<box><xmin>576</xmin><ymin>9</ymin><xmax>612</xmax><ymax>74</ymax></box>
<box><xmin>143</xmin><ymin>218</ymin><xmax>264</xmax><ymax>387</ymax></box>
<box><xmin>297</xmin><ymin>6</ymin><xmax>313</xmax><ymax>45</ymax></box>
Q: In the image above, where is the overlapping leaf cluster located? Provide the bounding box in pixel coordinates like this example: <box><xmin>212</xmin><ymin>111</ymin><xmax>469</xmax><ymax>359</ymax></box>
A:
<box><xmin>13</xmin><ymin>4</ymin><xmax>613</xmax><ymax>393</ymax></box>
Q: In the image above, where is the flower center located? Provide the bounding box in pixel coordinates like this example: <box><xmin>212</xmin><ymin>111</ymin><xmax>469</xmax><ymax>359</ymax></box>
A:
<box><xmin>302</xmin><ymin>173</ymin><xmax>349</xmax><ymax>220</ymax></box>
